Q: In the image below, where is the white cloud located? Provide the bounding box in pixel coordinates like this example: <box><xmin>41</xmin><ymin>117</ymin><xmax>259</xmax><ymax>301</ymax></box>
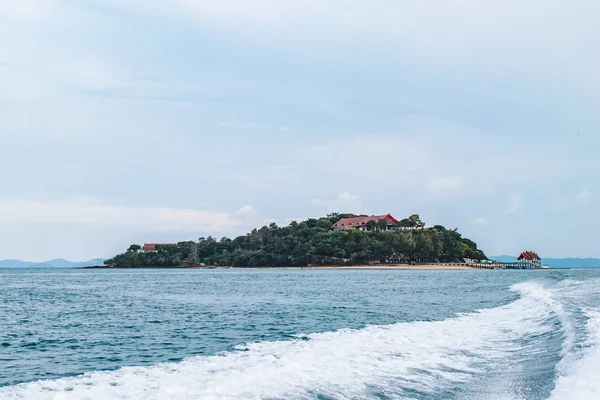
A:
<box><xmin>577</xmin><ymin>188</ymin><xmax>591</xmax><ymax>203</ymax></box>
<box><xmin>505</xmin><ymin>193</ymin><xmax>522</xmax><ymax>214</ymax></box>
<box><xmin>0</xmin><ymin>199</ymin><xmax>263</xmax><ymax>233</ymax></box>
<box><xmin>1</xmin><ymin>0</ymin><xmax>599</xmax><ymax>261</ymax></box>
<box><xmin>0</xmin><ymin>199</ymin><xmax>282</xmax><ymax>260</ymax></box>
<box><xmin>473</xmin><ymin>217</ymin><xmax>490</xmax><ymax>226</ymax></box>
<box><xmin>94</xmin><ymin>0</ymin><xmax>597</xmax><ymax>71</ymax></box>
<box><xmin>234</xmin><ymin>205</ymin><xmax>259</xmax><ymax>216</ymax></box>
<box><xmin>168</xmin><ymin>0</ymin><xmax>599</xmax><ymax>79</ymax></box>
<box><xmin>300</xmin><ymin>133</ymin><xmax>429</xmax><ymax>185</ymax></box>
<box><xmin>259</xmin><ymin>117</ymin><xmax>599</xmax><ymax>208</ymax></box>
<box><xmin>312</xmin><ymin>192</ymin><xmax>362</xmax><ymax>211</ymax></box>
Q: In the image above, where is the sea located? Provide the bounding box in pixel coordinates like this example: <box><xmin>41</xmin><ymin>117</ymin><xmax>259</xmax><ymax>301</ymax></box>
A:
<box><xmin>0</xmin><ymin>268</ymin><xmax>599</xmax><ymax>400</ymax></box>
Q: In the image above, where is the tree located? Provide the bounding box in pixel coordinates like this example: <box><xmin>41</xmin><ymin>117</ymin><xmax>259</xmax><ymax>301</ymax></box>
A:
<box><xmin>127</xmin><ymin>244</ymin><xmax>141</xmax><ymax>252</ymax></box>
<box><xmin>366</xmin><ymin>220</ymin><xmax>378</xmax><ymax>231</ymax></box>
<box><xmin>376</xmin><ymin>219</ymin><xmax>389</xmax><ymax>231</ymax></box>
<box><xmin>409</xmin><ymin>214</ymin><xmax>426</xmax><ymax>228</ymax></box>
<box><xmin>106</xmin><ymin>213</ymin><xmax>486</xmax><ymax>267</ymax></box>
<box><xmin>183</xmin><ymin>242</ymin><xmax>199</xmax><ymax>266</ymax></box>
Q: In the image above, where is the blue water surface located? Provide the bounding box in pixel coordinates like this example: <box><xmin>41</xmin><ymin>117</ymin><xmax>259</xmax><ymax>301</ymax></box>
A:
<box><xmin>1</xmin><ymin>268</ymin><xmax>599</xmax><ymax>399</ymax></box>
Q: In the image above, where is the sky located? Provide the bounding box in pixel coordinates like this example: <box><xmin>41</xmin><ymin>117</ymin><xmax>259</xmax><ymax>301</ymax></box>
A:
<box><xmin>1</xmin><ymin>0</ymin><xmax>599</xmax><ymax>261</ymax></box>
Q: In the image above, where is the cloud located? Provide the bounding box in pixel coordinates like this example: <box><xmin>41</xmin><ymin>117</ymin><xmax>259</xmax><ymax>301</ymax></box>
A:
<box><xmin>577</xmin><ymin>188</ymin><xmax>591</xmax><ymax>203</ymax></box>
<box><xmin>90</xmin><ymin>0</ymin><xmax>593</xmax><ymax>78</ymax></box>
<box><xmin>234</xmin><ymin>205</ymin><xmax>258</xmax><ymax>216</ymax></box>
<box><xmin>0</xmin><ymin>199</ymin><xmax>264</xmax><ymax>233</ymax></box>
<box><xmin>473</xmin><ymin>217</ymin><xmax>490</xmax><ymax>226</ymax></box>
<box><xmin>168</xmin><ymin>1</ymin><xmax>599</xmax><ymax>76</ymax></box>
<box><xmin>257</xmin><ymin>119</ymin><xmax>599</xmax><ymax>208</ymax></box>
<box><xmin>1</xmin><ymin>0</ymin><xmax>599</xmax><ymax>260</ymax></box>
<box><xmin>0</xmin><ymin>198</ymin><xmax>281</xmax><ymax>260</ymax></box>
<box><xmin>505</xmin><ymin>193</ymin><xmax>521</xmax><ymax>214</ymax></box>
<box><xmin>312</xmin><ymin>192</ymin><xmax>362</xmax><ymax>211</ymax></box>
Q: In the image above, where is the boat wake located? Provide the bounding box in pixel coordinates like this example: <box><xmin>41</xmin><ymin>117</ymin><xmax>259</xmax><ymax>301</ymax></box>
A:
<box><xmin>548</xmin><ymin>308</ymin><xmax>600</xmax><ymax>400</ymax></box>
<box><xmin>1</xmin><ymin>280</ymin><xmax>599</xmax><ymax>400</ymax></box>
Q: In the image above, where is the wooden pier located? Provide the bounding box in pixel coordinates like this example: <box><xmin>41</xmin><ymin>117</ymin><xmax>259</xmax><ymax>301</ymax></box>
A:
<box><xmin>500</xmin><ymin>261</ymin><xmax>542</xmax><ymax>269</ymax></box>
<box><xmin>468</xmin><ymin>262</ymin><xmax>504</xmax><ymax>269</ymax></box>
<box><xmin>465</xmin><ymin>257</ymin><xmax>543</xmax><ymax>269</ymax></box>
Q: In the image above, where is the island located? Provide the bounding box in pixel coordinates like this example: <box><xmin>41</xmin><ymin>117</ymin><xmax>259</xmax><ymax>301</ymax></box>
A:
<box><xmin>104</xmin><ymin>213</ymin><xmax>488</xmax><ymax>269</ymax></box>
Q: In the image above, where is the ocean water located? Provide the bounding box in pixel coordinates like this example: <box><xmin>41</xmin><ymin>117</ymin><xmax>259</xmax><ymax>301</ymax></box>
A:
<box><xmin>1</xmin><ymin>268</ymin><xmax>599</xmax><ymax>400</ymax></box>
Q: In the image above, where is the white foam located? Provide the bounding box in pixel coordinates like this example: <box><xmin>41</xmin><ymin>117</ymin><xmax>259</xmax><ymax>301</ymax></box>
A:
<box><xmin>548</xmin><ymin>308</ymin><xmax>600</xmax><ymax>400</ymax></box>
<box><xmin>0</xmin><ymin>282</ymin><xmax>568</xmax><ymax>400</ymax></box>
<box><xmin>511</xmin><ymin>281</ymin><xmax>578</xmax><ymax>367</ymax></box>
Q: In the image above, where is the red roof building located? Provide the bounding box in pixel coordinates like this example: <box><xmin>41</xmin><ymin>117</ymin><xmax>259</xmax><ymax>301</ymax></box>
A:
<box><xmin>332</xmin><ymin>214</ymin><xmax>399</xmax><ymax>231</ymax></box>
<box><xmin>518</xmin><ymin>251</ymin><xmax>541</xmax><ymax>261</ymax></box>
<box><xmin>142</xmin><ymin>243</ymin><xmax>176</xmax><ymax>252</ymax></box>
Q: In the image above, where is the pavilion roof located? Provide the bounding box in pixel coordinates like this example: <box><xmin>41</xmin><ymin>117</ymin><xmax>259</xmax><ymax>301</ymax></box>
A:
<box><xmin>517</xmin><ymin>251</ymin><xmax>541</xmax><ymax>260</ymax></box>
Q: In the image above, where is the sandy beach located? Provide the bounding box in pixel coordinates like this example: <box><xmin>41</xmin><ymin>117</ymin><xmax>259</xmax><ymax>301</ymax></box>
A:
<box><xmin>302</xmin><ymin>264</ymin><xmax>475</xmax><ymax>270</ymax></box>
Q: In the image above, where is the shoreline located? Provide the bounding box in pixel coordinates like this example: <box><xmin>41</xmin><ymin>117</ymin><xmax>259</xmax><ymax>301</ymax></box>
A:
<box><xmin>82</xmin><ymin>264</ymin><xmax>479</xmax><ymax>270</ymax></box>
<box><xmin>307</xmin><ymin>264</ymin><xmax>475</xmax><ymax>270</ymax></box>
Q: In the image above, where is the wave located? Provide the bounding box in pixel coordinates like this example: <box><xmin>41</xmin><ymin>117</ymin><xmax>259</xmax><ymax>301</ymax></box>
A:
<box><xmin>510</xmin><ymin>281</ymin><xmax>578</xmax><ymax>370</ymax></box>
<box><xmin>0</xmin><ymin>280</ymin><xmax>594</xmax><ymax>400</ymax></box>
<box><xmin>548</xmin><ymin>308</ymin><xmax>600</xmax><ymax>400</ymax></box>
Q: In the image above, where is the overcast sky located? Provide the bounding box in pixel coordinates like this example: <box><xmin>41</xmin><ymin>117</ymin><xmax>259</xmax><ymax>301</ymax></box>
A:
<box><xmin>1</xmin><ymin>0</ymin><xmax>599</xmax><ymax>261</ymax></box>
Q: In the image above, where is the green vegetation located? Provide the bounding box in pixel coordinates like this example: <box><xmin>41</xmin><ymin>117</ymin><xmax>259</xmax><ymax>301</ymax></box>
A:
<box><xmin>104</xmin><ymin>214</ymin><xmax>487</xmax><ymax>268</ymax></box>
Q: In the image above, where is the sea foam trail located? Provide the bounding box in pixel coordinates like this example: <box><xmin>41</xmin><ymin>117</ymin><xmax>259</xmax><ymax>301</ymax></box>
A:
<box><xmin>0</xmin><ymin>282</ymin><xmax>565</xmax><ymax>400</ymax></box>
<box><xmin>511</xmin><ymin>281</ymin><xmax>577</xmax><ymax>364</ymax></box>
<box><xmin>548</xmin><ymin>308</ymin><xmax>600</xmax><ymax>400</ymax></box>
